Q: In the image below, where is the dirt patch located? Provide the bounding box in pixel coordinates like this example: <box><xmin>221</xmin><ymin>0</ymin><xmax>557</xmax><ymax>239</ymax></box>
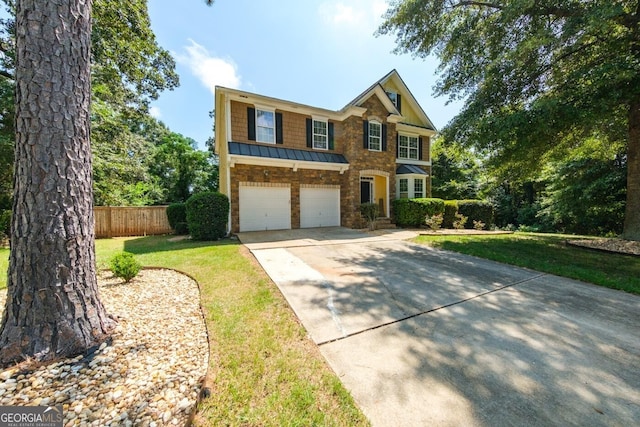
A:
<box><xmin>567</xmin><ymin>238</ymin><xmax>640</xmax><ymax>257</ymax></box>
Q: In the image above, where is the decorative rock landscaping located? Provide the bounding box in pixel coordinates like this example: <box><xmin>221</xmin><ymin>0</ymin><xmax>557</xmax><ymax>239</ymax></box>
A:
<box><xmin>0</xmin><ymin>268</ymin><xmax>209</xmax><ymax>426</ymax></box>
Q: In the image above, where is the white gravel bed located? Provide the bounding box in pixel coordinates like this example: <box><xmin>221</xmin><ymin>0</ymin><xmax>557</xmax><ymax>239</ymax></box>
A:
<box><xmin>0</xmin><ymin>268</ymin><xmax>209</xmax><ymax>426</ymax></box>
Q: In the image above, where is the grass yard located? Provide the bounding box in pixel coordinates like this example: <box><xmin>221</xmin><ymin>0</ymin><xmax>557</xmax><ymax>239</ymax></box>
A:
<box><xmin>96</xmin><ymin>236</ymin><xmax>368</xmax><ymax>426</ymax></box>
<box><xmin>0</xmin><ymin>237</ymin><xmax>367</xmax><ymax>425</ymax></box>
<box><xmin>413</xmin><ymin>232</ymin><xmax>640</xmax><ymax>295</ymax></box>
<box><xmin>0</xmin><ymin>247</ymin><xmax>6</xmax><ymax>290</ymax></box>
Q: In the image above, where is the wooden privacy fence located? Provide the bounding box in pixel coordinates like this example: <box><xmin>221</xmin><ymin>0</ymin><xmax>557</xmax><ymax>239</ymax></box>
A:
<box><xmin>95</xmin><ymin>206</ymin><xmax>173</xmax><ymax>238</ymax></box>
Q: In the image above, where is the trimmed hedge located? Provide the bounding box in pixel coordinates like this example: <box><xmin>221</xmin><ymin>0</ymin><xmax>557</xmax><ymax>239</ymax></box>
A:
<box><xmin>166</xmin><ymin>202</ymin><xmax>188</xmax><ymax>235</ymax></box>
<box><xmin>186</xmin><ymin>191</ymin><xmax>229</xmax><ymax>240</ymax></box>
<box><xmin>456</xmin><ymin>200</ymin><xmax>494</xmax><ymax>229</ymax></box>
<box><xmin>443</xmin><ymin>201</ymin><xmax>458</xmax><ymax>229</ymax></box>
<box><xmin>392</xmin><ymin>198</ymin><xmax>445</xmax><ymax>227</ymax></box>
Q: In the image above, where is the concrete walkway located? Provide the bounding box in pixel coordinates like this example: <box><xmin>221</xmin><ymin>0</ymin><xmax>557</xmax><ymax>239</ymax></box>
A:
<box><xmin>239</xmin><ymin>227</ymin><xmax>640</xmax><ymax>426</ymax></box>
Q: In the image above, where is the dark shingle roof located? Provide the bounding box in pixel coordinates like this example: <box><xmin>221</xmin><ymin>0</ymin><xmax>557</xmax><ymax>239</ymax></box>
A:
<box><xmin>229</xmin><ymin>142</ymin><xmax>348</xmax><ymax>164</ymax></box>
<box><xmin>396</xmin><ymin>164</ymin><xmax>428</xmax><ymax>175</ymax></box>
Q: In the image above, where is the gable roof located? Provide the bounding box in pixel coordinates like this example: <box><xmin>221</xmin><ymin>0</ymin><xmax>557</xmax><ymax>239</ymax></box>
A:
<box><xmin>346</xmin><ymin>69</ymin><xmax>437</xmax><ymax>131</ymax></box>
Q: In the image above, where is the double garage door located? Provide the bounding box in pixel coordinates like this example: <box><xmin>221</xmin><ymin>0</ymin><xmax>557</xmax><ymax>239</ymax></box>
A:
<box><xmin>239</xmin><ymin>184</ymin><xmax>340</xmax><ymax>232</ymax></box>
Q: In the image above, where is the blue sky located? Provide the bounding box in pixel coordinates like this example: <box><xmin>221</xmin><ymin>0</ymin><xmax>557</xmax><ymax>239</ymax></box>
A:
<box><xmin>148</xmin><ymin>0</ymin><xmax>464</xmax><ymax>150</ymax></box>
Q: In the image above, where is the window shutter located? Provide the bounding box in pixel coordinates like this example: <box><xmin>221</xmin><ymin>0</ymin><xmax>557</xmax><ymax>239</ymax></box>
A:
<box><xmin>396</xmin><ymin>94</ymin><xmax>402</xmax><ymax>114</ymax></box>
<box><xmin>306</xmin><ymin>118</ymin><xmax>312</xmax><ymax>148</ymax></box>
<box><xmin>396</xmin><ymin>133</ymin><xmax>400</xmax><ymax>157</ymax></box>
<box><xmin>276</xmin><ymin>112</ymin><xmax>283</xmax><ymax>144</ymax></box>
<box><xmin>247</xmin><ymin>107</ymin><xmax>256</xmax><ymax>141</ymax></box>
<box><xmin>419</xmin><ymin>136</ymin><xmax>424</xmax><ymax>160</ymax></box>
<box><xmin>382</xmin><ymin>124</ymin><xmax>387</xmax><ymax>151</ymax></box>
<box><xmin>328</xmin><ymin>122</ymin><xmax>335</xmax><ymax>150</ymax></box>
<box><xmin>363</xmin><ymin>120</ymin><xmax>369</xmax><ymax>149</ymax></box>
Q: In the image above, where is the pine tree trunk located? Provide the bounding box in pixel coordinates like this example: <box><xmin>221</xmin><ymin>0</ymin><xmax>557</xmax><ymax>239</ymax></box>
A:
<box><xmin>0</xmin><ymin>0</ymin><xmax>115</xmax><ymax>367</ymax></box>
<box><xmin>623</xmin><ymin>99</ymin><xmax>640</xmax><ymax>241</ymax></box>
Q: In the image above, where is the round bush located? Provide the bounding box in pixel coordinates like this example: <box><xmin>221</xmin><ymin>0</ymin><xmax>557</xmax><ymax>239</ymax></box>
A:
<box><xmin>166</xmin><ymin>203</ymin><xmax>188</xmax><ymax>235</ymax></box>
<box><xmin>109</xmin><ymin>252</ymin><xmax>142</xmax><ymax>283</ymax></box>
<box><xmin>186</xmin><ymin>191</ymin><xmax>229</xmax><ymax>240</ymax></box>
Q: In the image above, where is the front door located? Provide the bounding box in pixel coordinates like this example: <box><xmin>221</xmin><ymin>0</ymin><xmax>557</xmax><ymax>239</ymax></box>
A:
<box><xmin>360</xmin><ymin>177</ymin><xmax>373</xmax><ymax>204</ymax></box>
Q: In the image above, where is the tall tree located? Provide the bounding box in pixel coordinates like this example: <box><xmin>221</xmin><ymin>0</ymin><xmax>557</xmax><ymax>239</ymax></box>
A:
<box><xmin>379</xmin><ymin>0</ymin><xmax>640</xmax><ymax>240</ymax></box>
<box><xmin>0</xmin><ymin>0</ymin><xmax>114</xmax><ymax>366</ymax></box>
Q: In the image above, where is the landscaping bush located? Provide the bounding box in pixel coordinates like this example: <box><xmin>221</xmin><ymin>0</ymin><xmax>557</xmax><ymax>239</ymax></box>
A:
<box><xmin>425</xmin><ymin>214</ymin><xmax>443</xmax><ymax>231</ymax></box>
<box><xmin>443</xmin><ymin>201</ymin><xmax>458</xmax><ymax>228</ymax></box>
<box><xmin>360</xmin><ymin>202</ymin><xmax>379</xmax><ymax>230</ymax></box>
<box><xmin>392</xmin><ymin>198</ymin><xmax>445</xmax><ymax>227</ymax></box>
<box><xmin>166</xmin><ymin>202</ymin><xmax>188</xmax><ymax>235</ymax></box>
<box><xmin>186</xmin><ymin>191</ymin><xmax>229</xmax><ymax>240</ymax></box>
<box><xmin>452</xmin><ymin>213</ymin><xmax>468</xmax><ymax>229</ymax></box>
<box><xmin>109</xmin><ymin>252</ymin><xmax>142</xmax><ymax>283</ymax></box>
<box><xmin>457</xmin><ymin>200</ymin><xmax>494</xmax><ymax>229</ymax></box>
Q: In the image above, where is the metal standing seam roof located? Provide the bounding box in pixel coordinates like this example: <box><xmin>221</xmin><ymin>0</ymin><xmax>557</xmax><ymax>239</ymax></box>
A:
<box><xmin>396</xmin><ymin>164</ymin><xmax>429</xmax><ymax>175</ymax></box>
<box><xmin>228</xmin><ymin>141</ymin><xmax>349</xmax><ymax>164</ymax></box>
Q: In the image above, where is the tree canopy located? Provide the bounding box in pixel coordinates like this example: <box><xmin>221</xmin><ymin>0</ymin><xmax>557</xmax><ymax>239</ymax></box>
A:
<box><xmin>0</xmin><ymin>0</ymin><xmax>217</xmax><ymax>209</ymax></box>
<box><xmin>379</xmin><ymin>0</ymin><xmax>640</xmax><ymax>240</ymax></box>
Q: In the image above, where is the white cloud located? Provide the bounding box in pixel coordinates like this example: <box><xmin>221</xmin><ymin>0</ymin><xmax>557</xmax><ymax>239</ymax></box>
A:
<box><xmin>319</xmin><ymin>0</ymin><xmax>388</xmax><ymax>34</ymax></box>
<box><xmin>149</xmin><ymin>106</ymin><xmax>162</xmax><ymax>119</ymax></box>
<box><xmin>175</xmin><ymin>40</ymin><xmax>241</xmax><ymax>95</ymax></box>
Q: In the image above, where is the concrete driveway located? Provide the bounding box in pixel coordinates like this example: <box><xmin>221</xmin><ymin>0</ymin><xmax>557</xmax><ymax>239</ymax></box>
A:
<box><xmin>239</xmin><ymin>227</ymin><xmax>640</xmax><ymax>426</ymax></box>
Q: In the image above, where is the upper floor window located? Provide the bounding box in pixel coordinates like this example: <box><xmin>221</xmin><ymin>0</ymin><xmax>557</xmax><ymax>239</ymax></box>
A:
<box><xmin>398</xmin><ymin>134</ymin><xmax>419</xmax><ymax>160</ymax></box>
<box><xmin>256</xmin><ymin>108</ymin><xmax>275</xmax><ymax>143</ymax></box>
<box><xmin>368</xmin><ymin>121</ymin><xmax>382</xmax><ymax>151</ymax></box>
<box><xmin>313</xmin><ymin>119</ymin><xmax>328</xmax><ymax>150</ymax></box>
<box><xmin>386</xmin><ymin>91</ymin><xmax>401</xmax><ymax>112</ymax></box>
<box><xmin>386</xmin><ymin>91</ymin><xmax>398</xmax><ymax>108</ymax></box>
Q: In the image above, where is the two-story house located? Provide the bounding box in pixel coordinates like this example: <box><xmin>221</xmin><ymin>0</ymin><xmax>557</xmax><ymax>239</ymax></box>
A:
<box><xmin>214</xmin><ymin>69</ymin><xmax>436</xmax><ymax>233</ymax></box>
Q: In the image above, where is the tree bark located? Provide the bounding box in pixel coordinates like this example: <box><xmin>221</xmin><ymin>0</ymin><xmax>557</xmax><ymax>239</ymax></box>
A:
<box><xmin>0</xmin><ymin>0</ymin><xmax>115</xmax><ymax>367</ymax></box>
<box><xmin>623</xmin><ymin>98</ymin><xmax>640</xmax><ymax>241</ymax></box>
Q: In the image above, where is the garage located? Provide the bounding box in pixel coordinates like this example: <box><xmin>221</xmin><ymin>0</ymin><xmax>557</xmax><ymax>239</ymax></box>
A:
<box><xmin>300</xmin><ymin>186</ymin><xmax>340</xmax><ymax>228</ymax></box>
<box><xmin>239</xmin><ymin>184</ymin><xmax>291</xmax><ymax>232</ymax></box>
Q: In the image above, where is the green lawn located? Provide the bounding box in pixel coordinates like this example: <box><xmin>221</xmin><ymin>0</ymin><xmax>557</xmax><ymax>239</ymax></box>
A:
<box><xmin>97</xmin><ymin>236</ymin><xmax>368</xmax><ymax>426</ymax></box>
<box><xmin>0</xmin><ymin>247</ymin><xmax>7</xmax><ymax>290</ymax></box>
<box><xmin>0</xmin><ymin>237</ymin><xmax>368</xmax><ymax>426</ymax></box>
<box><xmin>413</xmin><ymin>232</ymin><xmax>640</xmax><ymax>295</ymax></box>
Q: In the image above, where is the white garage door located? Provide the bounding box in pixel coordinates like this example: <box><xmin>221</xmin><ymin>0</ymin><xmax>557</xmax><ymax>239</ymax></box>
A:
<box><xmin>239</xmin><ymin>184</ymin><xmax>291</xmax><ymax>232</ymax></box>
<box><xmin>300</xmin><ymin>187</ymin><xmax>340</xmax><ymax>228</ymax></box>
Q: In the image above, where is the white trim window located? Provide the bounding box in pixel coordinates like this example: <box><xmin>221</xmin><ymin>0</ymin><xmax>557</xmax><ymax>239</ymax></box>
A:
<box><xmin>398</xmin><ymin>134</ymin><xmax>419</xmax><ymax>160</ymax></box>
<box><xmin>386</xmin><ymin>91</ymin><xmax>399</xmax><ymax>109</ymax></box>
<box><xmin>368</xmin><ymin>121</ymin><xmax>382</xmax><ymax>151</ymax></box>
<box><xmin>414</xmin><ymin>178</ymin><xmax>424</xmax><ymax>198</ymax></box>
<box><xmin>313</xmin><ymin>119</ymin><xmax>328</xmax><ymax>150</ymax></box>
<box><xmin>256</xmin><ymin>108</ymin><xmax>275</xmax><ymax>143</ymax></box>
<box><xmin>399</xmin><ymin>178</ymin><xmax>409</xmax><ymax>199</ymax></box>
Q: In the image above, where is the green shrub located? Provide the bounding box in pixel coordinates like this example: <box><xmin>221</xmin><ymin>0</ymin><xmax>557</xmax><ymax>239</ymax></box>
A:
<box><xmin>186</xmin><ymin>191</ymin><xmax>229</xmax><ymax>240</ymax></box>
<box><xmin>360</xmin><ymin>202</ymin><xmax>379</xmax><ymax>230</ymax></box>
<box><xmin>473</xmin><ymin>220</ymin><xmax>486</xmax><ymax>230</ymax></box>
<box><xmin>457</xmin><ymin>200</ymin><xmax>494</xmax><ymax>229</ymax></box>
<box><xmin>425</xmin><ymin>214</ymin><xmax>443</xmax><ymax>231</ymax></box>
<box><xmin>0</xmin><ymin>209</ymin><xmax>10</xmax><ymax>241</ymax></box>
<box><xmin>392</xmin><ymin>198</ymin><xmax>445</xmax><ymax>227</ymax></box>
<box><xmin>166</xmin><ymin>203</ymin><xmax>188</xmax><ymax>235</ymax></box>
<box><xmin>443</xmin><ymin>201</ymin><xmax>458</xmax><ymax>228</ymax></box>
<box><xmin>109</xmin><ymin>252</ymin><xmax>142</xmax><ymax>283</ymax></box>
<box><xmin>452</xmin><ymin>213</ymin><xmax>468</xmax><ymax>229</ymax></box>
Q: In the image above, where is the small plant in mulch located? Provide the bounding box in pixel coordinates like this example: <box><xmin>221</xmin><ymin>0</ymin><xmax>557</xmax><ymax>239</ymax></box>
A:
<box><xmin>473</xmin><ymin>220</ymin><xmax>486</xmax><ymax>231</ymax></box>
<box><xmin>109</xmin><ymin>251</ymin><xmax>142</xmax><ymax>283</ymax></box>
<box><xmin>453</xmin><ymin>213</ymin><xmax>468</xmax><ymax>230</ymax></box>
<box><xmin>425</xmin><ymin>214</ymin><xmax>443</xmax><ymax>232</ymax></box>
